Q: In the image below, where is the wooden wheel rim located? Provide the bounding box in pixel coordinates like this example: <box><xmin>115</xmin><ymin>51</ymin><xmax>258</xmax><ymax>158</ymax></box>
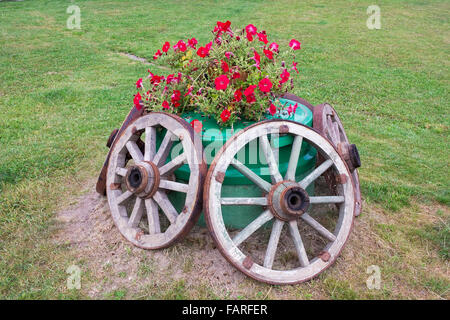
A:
<box><xmin>313</xmin><ymin>103</ymin><xmax>362</xmax><ymax>216</ymax></box>
<box><xmin>204</xmin><ymin>120</ymin><xmax>355</xmax><ymax>284</ymax></box>
<box><xmin>106</xmin><ymin>112</ymin><xmax>205</xmax><ymax>249</ymax></box>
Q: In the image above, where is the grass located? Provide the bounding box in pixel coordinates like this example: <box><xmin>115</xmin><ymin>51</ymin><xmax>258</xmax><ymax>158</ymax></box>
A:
<box><xmin>0</xmin><ymin>0</ymin><xmax>449</xmax><ymax>299</ymax></box>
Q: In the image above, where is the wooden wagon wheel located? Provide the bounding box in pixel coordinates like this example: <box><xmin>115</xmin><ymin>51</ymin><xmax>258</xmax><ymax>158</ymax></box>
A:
<box><xmin>106</xmin><ymin>112</ymin><xmax>206</xmax><ymax>249</ymax></box>
<box><xmin>204</xmin><ymin>120</ymin><xmax>356</xmax><ymax>284</ymax></box>
<box><xmin>313</xmin><ymin>103</ymin><xmax>362</xmax><ymax>217</ymax></box>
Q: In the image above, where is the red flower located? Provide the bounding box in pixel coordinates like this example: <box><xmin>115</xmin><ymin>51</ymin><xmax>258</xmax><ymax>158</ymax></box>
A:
<box><xmin>174</xmin><ymin>40</ymin><xmax>187</xmax><ymax>52</ymax></box>
<box><xmin>244</xmin><ymin>85</ymin><xmax>257</xmax><ymax>97</ymax></box>
<box><xmin>153</xmin><ymin>49</ymin><xmax>162</xmax><ymax>60</ymax></box>
<box><xmin>234</xmin><ymin>89</ymin><xmax>242</xmax><ymax>102</ymax></box>
<box><xmin>289</xmin><ymin>39</ymin><xmax>301</xmax><ymax>50</ymax></box>
<box><xmin>171</xmin><ymin>90</ymin><xmax>181</xmax><ymax>107</ymax></box>
<box><xmin>232</xmin><ymin>72</ymin><xmax>241</xmax><ymax>79</ymax></box>
<box><xmin>280</xmin><ymin>69</ymin><xmax>290</xmax><ymax>84</ymax></box>
<box><xmin>269</xmin><ymin>103</ymin><xmax>277</xmax><ymax>116</ymax></box>
<box><xmin>190</xmin><ymin>119</ymin><xmax>203</xmax><ymax>133</ymax></box>
<box><xmin>263</xmin><ymin>49</ymin><xmax>273</xmax><ymax>60</ymax></box>
<box><xmin>216</xmin><ymin>20</ymin><xmax>231</xmax><ymax>33</ymax></box>
<box><xmin>133</xmin><ymin>92</ymin><xmax>142</xmax><ymax>110</ymax></box>
<box><xmin>251</xmin><ymin>50</ymin><xmax>261</xmax><ymax>69</ymax></box>
<box><xmin>188</xmin><ymin>38</ymin><xmax>198</xmax><ymax>49</ymax></box>
<box><xmin>245</xmin><ymin>24</ymin><xmax>257</xmax><ymax>35</ymax></box>
<box><xmin>184</xmin><ymin>86</ymin><xmax>193</xmax><ymax>97</ymax></box>
<box><xmin>246</xmin><ymin>33</ymin><xmax>253</xmax><ymax>42</ymax></box>
<box><xmin>197</xmin><ymin>46</ymin><xmax>208</xmax><ymax>58</ymax></box>
<box><xmin>257</xmin><ymin>32</ymin><xmax>268</xmax><ymax>44</ymax></box>
<box><xmin>214</xmin><ymin>75</ymin><xmax>229</xmax><ymax>90</ymax></box>
<box><xmin>258</xmin><ymin>78</ymin><xmax>272</xmax><ymax>93</ymax></box>
<box><xmin>136</xmin><ymin>78</ymin><xmax>143</xmax><ymax>88</ymax></box>
<box><xmin>287</xmin><ymin>103</ymin><xmax>298</xmax><ymax>115</ymax></box>
<box><xmin>221</xmin><ymin>60</ymin><xmax>229</xmax><ymax>73</ymax></box>
<box><xmin>220</xmin><ymin>109</ymin><xmax>231</xmax><ymax>122</ymax></box>
<box><xmin>225</xmin><ymin>51</ymin><xmax>234</xmax><ymax>59</ymax></box>
<box><xmin>292</xmin><ymin>61</ymin><xmax>299</xmax><ymax>74</ymax></box>
<box><xmin>246</xmin><ymin>94</ymin><xmax>256</xmax><ymax>104</ymax></box>
<box><xmin>162</xmin><ymin>100</ymin><xmax>169</xmax><ymax>109</ymax></box>
<box><xmin>149</xmin><ymin>72</ymin><xmax>164</xmax><ymax>85</ymax></box>
<box><xmin>269</xmin><ymin>42</ymin><xmax>279</xmax><ymax>52</ymax></box>
<box><xmin>162</xmin><ymin>41</ymin><xmax>170</xmax><ymax>53</ymax></box>
<box><xmin>205</xmin><ymin>42</ymin><xmax>213</xmax><ymax>51</ymax></box>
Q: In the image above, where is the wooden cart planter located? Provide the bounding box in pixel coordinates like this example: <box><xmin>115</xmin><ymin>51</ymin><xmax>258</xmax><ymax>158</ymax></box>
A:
<box><xmin>96</xmin><ymin>94</ymin><xmax>361</xmax><ymax>284</ymax></box>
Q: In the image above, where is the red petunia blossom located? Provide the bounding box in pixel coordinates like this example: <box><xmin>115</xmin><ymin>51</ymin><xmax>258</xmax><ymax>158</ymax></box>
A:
<box><xmin>232</xmin><ymin>71</ymin><xmax>241</xmax><ymax>79</ymax></box>
<box><xmin>205</xmin><ymin>42</ymin><xmax>213</xmax><ymax>51</ymax></box>
<box><xmin>149</xmin><ymin>72</ymin><xmax>164</xmax><ymax>85</ymax></box>
<box><xmin>269</xmin><ymin>42</ymin><xmax>279</xmax><ymax>52</ymax></box>
<box><xmin>246</xmin><ymin>32</ymin><xmax>253</xmax><ymax>42</ymax></box>
<box><xmin>133</xmin><ymin>92</ymin><xmax>142</xmax><ymax>110</ymax></box>
<box><xmin>292</xmin><ymin>61</ymin><xmax>299</xmax><ymax>74</ymax></box>
<box><xmin>197</xmin><ymin>46</ymin><xmax>208</xmax><ymax>58</ymax></box>
<box><xmin>214</xmin><ymin>75</ymin><xmax>229</xmax><ymax>90</ymax></box>
<box><xmin>279</xmin><ymin>69</ymin><xmax>290</xmax><ymax>85</ymax></box>
<box><xmin>244</xmin><ymin>84</ymin><xmax>257</xmax><ymax>97</ymax></box>
<box><xmin>136</xmin><ymin>78</ymin><xmax>143</xmax><ymax>88</ymax></box>
<box><xmin>225</xmin><ymin>51</ymin><xmax>234</xmax><ymax>59</ymax></box>
<box><xmin>269</xmin><ymin>103</ymin><xmax>277</xmax><ymax>116</ymax></box>
<box><xmin>190</xmin><ymin>119</ymin><xmax>203</xmax><ymax>133</ymax></box>
<box><xmin>258</xmin><ymin>78</ymin><xmax>273</xmax><ymax>93</ymax></box>
<box><xmin>174</xmin><ymin>40</ymin><xmax>187</xmax><ymax>52</ymax></box>
<box><xmin>289</xmin><ymin>39</ymin><xmax>301</xmax><ymax>50</ymax></box>
<box><xmin>162</xmin><ymin>100</ymin><xmax>169</xmax><ymax>109</ymax></box>
<box><xmin>171</xmin><ymin>90</ymin><xmax>181</xmax><ymax>107</ymax></box>
<box><xmin>216</xmin><ymin>20</ymin><xmax>231</xmax><ymax>33</ymax></box>
<box><xmin>221</xmin><ymin>60</ymin><xmax>229</xmax><ymax>73</ymax></box>
<box><xmin>263</xmin><ymin>49</ymin><xmax>273</xmax><ymax>60</ymax></box>
<box><xmin>246</xmin><ymin>94</ymin><xmax>256</xmax><ymax>104</ymax></box>
<box><xmin>245</xmin><ymin>24</ymin><xmax>257</xmax><ymax>35</ymax></box>
<box><xmin>220</xmin><ymin>109</ymin><xmax>231</xmax><ymax>122</ymax></box>
<box><xmin>166</xmin><ymin>74</ymin><xmax>175</xmax><ymax>84</ymax></box>
<box><xmin>153</xmin><ymin>49</ymin><xmax>162</xmax><ymax>60</ymax></box>
<box><xmin>234</xmin><ymin>89</ymin><xmax>242</xmax><ymax>102</ymax></box>
<box><xmin>188</xmin><ymin>38</ymin><xmax>198</xmax><ymax>49</ymax></box>
<box><xmin>257</xmin><ymin>32</ymin><xmax>268</xmax><ymax>44</ymax></box>
<box><xmin>162</xmin><ymin>41</ymin><xmax>170</xmax><ymax>53</ymax></box>
<box><xmin>251</xmin><ymin>50</ymin><xmax>261</xmax><ymax>69</ymax></box>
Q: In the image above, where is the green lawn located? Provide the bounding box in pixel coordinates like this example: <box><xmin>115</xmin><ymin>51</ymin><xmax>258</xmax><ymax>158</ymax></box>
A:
<box><xmin>0</xmin><ymin>0</ymin><xmax>448</xmax><ymax>299</ymax></box>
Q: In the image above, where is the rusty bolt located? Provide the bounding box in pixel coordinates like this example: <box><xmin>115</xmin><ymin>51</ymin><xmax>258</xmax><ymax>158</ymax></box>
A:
<box><xmin>110</xmin><ymin>183</ymin><xmax>121</xmax><ymax>190</ymax></box>
<box><xmin>215</xmin><ymin>171</ymin><xmax>225</xmax><ymax>183</ymax></box>
<box><xmin>319</xmin><ymin>251</ymin><xmax>331</xmax><ymax>262</ymax></box>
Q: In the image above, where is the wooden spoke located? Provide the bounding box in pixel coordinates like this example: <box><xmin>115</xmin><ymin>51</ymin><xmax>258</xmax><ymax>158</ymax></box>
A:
<box><xmin>153</xmin><ymin>191</ymin><xmax>178</xmax><ymax>224</ymax></box>
<box><xmin>128</xmin><ymin>197</ymin><xmax>144</xmax><ymax>227</ymax></box>
<box><xmin>288</xmin><ymin>220</ymin><xmax>309</xmax><ymax>267</ymax></box>
<box><xmin>263</xmin><ymin>219</ymin><xmax>284</xmax><ymax>269</ymax></box>
<box><xmin>159</xmin><ymin>179</ymin><xmax>189</xmax><ymax>193</ymax></box>
<box><xmin>232</xmin><ymin>210</ymin><xmax>273</xmax><ymax>246</ymax></box>
<box><xmin>158</xmin><ymin>153</ymin><xmax>186</xmax><ymax>176</ymax></box>
<box><xmin>220</xmin><ymin>197</ymin><xmax>268</xmax><ymax>206</ymax></box>
<box><xmin>116</xmin><ymin>190</ymin><xmax>133</xmax><ymax>205</ymax></box>
<box><xmin>144</xmin><ymin>126</ymin><xmax>156</xmax><ymax>161</ymax></box>
<box><xmin>230</xmin><ymin>158</ymin><xmax>272</xmax><ymax>192</ymax></box>
<box><xmin>285</xmin><ymin>135</ymin><xmax>303</xmax><ymax>181</ymax></box>
<box><xmin>259</xmin><ymin>135</ymin><xmax>283</xmax><ymax>183</ymax></box>
<box><xmin>145</xmin><ymin>198</ymin><xmax>160</xmax><ymax>234</ymax></box>
<box><xmin>152</xmin><ymin>130</ymin><xmax>174</xmax><ymax>166</ymax></box>
<box><xmin>126</xmin><ymin>141</ymin><xmax>144</xmax><ymax>161</ymax></box>
<box><xmin>298</xmin><ymin>159</ymin><xmax>333</xmax><ymax>189</ymax></box>
<box><xmin>309</xmin><ymin>196</ymin><xmax>345</xmax><ymax>204</ymax></box>
<box><xmin>301</xmin><ymin>213</ymin><xmax>337</xmax><ymax>242</ymax></box>
<box><xmin>115</xmin><ymin>167</ymin><xmax>128</xmax><ymax>177</ymax></box>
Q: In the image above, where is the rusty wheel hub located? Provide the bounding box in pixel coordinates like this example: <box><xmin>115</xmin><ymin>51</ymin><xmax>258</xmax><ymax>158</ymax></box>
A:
<box><xmin>268</xmin><ymin>181</ymin><xmax>310</xmax><ymax>221</ymax></box>
<box><xmin>125</xmin><ymin>161</ymin><xmax>160</xmax><ymax>198</ymax></box>
<box><xmin>337</xmin><ymin>142</ymin><xmax>361</xmax><ymax>172</ymax></box>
